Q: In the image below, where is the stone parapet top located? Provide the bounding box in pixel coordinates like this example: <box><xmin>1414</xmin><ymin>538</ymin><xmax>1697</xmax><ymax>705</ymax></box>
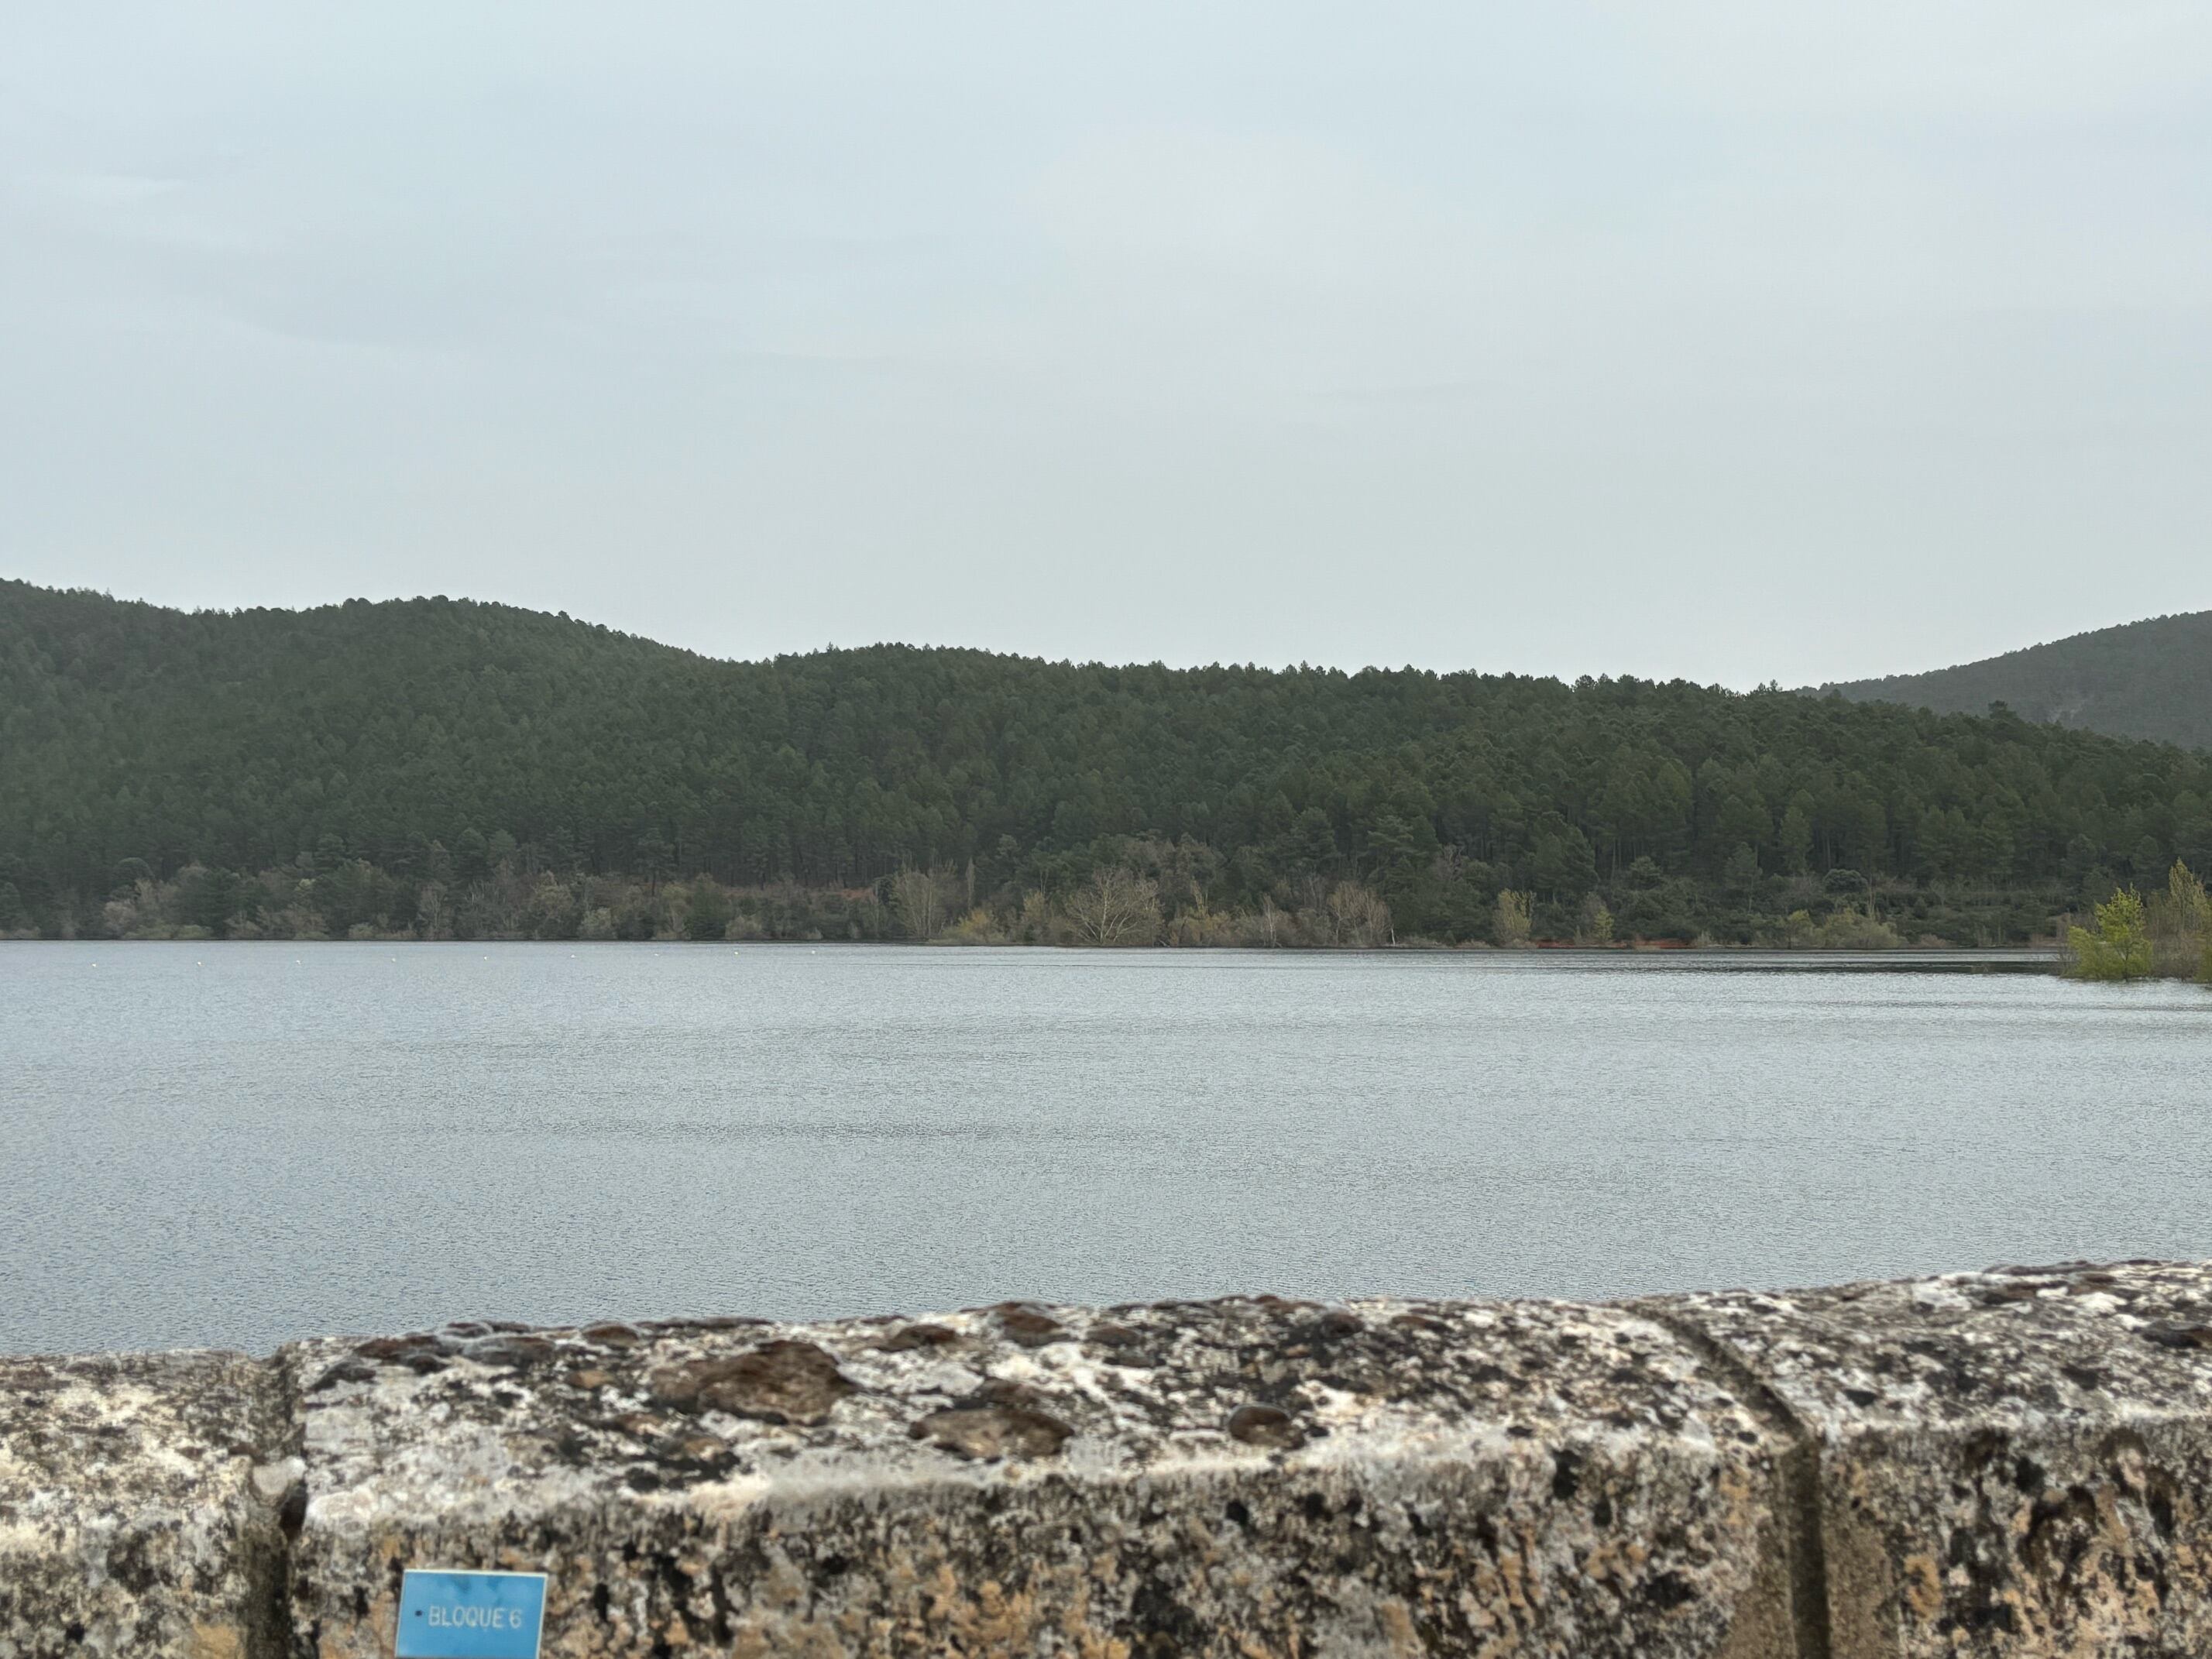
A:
<box><xmin>5</xmin><ymin>1261</ymin><xmax>2212</xmax><ymax>1657</ymax></box>
<box><xmin>0</xmin><ymin>1350</ymin><xmax>284</xmax><ymax>1659</ymax></box>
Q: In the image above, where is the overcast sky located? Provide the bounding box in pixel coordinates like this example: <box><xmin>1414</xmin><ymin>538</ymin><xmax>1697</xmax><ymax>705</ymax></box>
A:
<box><xmin>4</xmin><ymin>4</ymin><xmax>2207</xmax><ymax>686</ymax></box>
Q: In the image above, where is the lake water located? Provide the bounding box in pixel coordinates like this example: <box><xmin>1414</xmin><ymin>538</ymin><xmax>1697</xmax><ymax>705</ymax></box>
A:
<box><xmin>2</xmin><ymin>943</ymin><xmax>2207</xmax><ymax>1357</ymax></box>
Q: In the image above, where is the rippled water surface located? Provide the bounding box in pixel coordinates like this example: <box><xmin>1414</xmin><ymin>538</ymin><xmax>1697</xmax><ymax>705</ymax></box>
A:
<box><xmin>3</xmin><ymin>943</ymin><xmax>2207</xmax><ymax>1355</ymax></box>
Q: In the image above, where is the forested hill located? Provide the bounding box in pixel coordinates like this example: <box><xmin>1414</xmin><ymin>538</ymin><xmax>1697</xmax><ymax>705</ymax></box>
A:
<box><xmin>1826</xmin><ymin>612</ymin><xmax>2212</xmax><ymax>751</ymax></box>
<box><xmin>5</xmin><ymin>578</ymin><xmax>2210</xmax><ymax>947</ymax></box>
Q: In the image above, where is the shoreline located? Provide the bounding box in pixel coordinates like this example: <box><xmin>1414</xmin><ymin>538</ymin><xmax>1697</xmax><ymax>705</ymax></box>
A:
<box><xmin>0</xmin><ymin>934</ymin><xmax>2070</xmax><ymax>958</ymax></box>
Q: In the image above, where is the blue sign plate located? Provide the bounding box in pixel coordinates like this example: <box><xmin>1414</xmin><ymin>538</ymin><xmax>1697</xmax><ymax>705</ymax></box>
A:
<box><xmin>394</xmin><ymin>1569</ymin><xmax>546</xmax><ymax>1659</ymax></box>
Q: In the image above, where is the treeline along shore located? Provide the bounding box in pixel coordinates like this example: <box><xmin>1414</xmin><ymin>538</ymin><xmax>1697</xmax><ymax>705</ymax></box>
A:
<box><xmin>5</xmin><ymin>580</ymin><xmax>2212</xmax><ymax>953</ymax></box>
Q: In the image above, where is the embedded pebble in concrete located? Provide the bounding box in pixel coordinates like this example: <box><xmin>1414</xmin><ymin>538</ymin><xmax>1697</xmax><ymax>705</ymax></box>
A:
<box><xmin>1650</xmin><ymin>1261</ymin><xmax>2212</xmax><ymax>1659</ymax></box>
<box><xmin>0</xmin><ymin>1350</ymin><xmax>289</xmax><ymax>1659</ymax></box>
<box><xmin>281</xmin><ymin>1296</ymin><xmax>1802</xmax><ymax>1657</ymax></box>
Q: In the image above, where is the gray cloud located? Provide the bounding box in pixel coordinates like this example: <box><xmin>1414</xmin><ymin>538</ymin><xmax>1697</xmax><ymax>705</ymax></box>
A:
<box><xmin>4</xmin><ymin>2</ymin><xmax>2208</xmax><ymax>685</ymax></box>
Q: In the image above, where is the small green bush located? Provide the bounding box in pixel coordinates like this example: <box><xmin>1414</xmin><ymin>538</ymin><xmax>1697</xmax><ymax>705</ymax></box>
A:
<box><xmin>2068</xmin><ymin>887</ymin><xmax>2154</xmax><ymax>981</ymax></box>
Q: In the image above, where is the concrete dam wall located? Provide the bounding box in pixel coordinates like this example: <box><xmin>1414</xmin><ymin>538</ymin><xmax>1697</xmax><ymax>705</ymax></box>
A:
<box><xmin>6</xmin><ymin>1259</ymin><xmax>2212</xmax><ymax>1657</ymax></box>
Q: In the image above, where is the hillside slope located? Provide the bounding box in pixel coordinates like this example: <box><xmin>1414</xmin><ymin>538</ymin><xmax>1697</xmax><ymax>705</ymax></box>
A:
<box><xmin>1826</xmin><ymin>612</ymin><xmax>2212</xmax><ymax>750</ymax></box>
<box><xmin>5</xmin><ymin>579</ymin><xmax>2210</xmax><ymax>945</ymax></box>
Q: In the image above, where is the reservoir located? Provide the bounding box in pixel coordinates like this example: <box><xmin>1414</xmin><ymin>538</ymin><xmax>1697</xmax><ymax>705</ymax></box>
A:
<box><xmin>2</xmin><ymin>942</ymin><xmax>2205</xmax><ymax>1355</ymax></box>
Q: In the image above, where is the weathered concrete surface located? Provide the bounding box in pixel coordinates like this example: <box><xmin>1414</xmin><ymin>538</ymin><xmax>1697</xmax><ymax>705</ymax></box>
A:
<box><xmin>0</xmin><ymin>1350</ymin><xmax>288</xmax><ymax>1659</ymax></box>
<box><xmin>16</xmin><ymin>1264</ymin><xmax>2212</xmax><ymax>1657</ymax></box>
<box><xmin>282</xmin><ymin>1298</ymin><xmax>1801</xmax><ymax>1658</ymax></box>
<box><xmin>1651</xmin><ymin>1261</ymin><xmax>2212</xmax><ymax>1659</ymax></box>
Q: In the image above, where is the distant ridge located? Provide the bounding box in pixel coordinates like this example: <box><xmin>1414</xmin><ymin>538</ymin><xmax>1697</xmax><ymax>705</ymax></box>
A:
<box><xmin>1826</xmin><ymin>611</ymin><xmax>2212</xmax><ymax>751</ymax></box>
<box><xmin>5</xmin><ymin>579</ymin><xmax>2211</xmax><ymax>949</ymax></box>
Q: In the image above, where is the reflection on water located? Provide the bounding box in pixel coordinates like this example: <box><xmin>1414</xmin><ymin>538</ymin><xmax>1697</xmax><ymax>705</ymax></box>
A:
<box><xmin>1</xmin><ymin>943</ymin><xmax>2203</xmax><ymax>1355</ymax></box>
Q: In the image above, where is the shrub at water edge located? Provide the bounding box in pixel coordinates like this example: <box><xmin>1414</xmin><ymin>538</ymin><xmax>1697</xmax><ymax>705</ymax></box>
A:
<box><xmin>2068</xmin><ymin>888</ymin><xmax>2154</xmax><ymax>981</ymax></box>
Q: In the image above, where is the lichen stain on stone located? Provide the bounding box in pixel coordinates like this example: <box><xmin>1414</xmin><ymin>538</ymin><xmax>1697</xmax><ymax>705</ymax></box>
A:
<box><xmin>1653</xmin><ymin>1260</ymin><xmax>2212</xmax><ymax>1658</ymax></box>
<box><xmin>0</xmin><ymin>1351</ymin><xmax>283</xmax><ymax>1659</ymax></box>
<box><xmin>1225</xmin><ymin>1404</ymin><xmax>1304</xmax><ymax>1450</ymax></box>
<box><xmin>908</xmin><ymin>1401</ymin><xmax>1075</xmax><ymax>1459</ymax></box>
<box><xmin>63</xmin><ymin>1268</ymin><xmax>2212</xmax><ymax>1654</ymax></box>
<box><xmin>993</xmin><ymin>1305</ymin><xmax>1073</xmax><ymax>1348</ymax></box>
<box><xmin>270</xmin><ymin>1294</ymin><xmax>1790</xmax><ymax>1656</ymax></box>
<box><xmin>647</xmin><ymin>1338</ymin><xmax>857</xmax><ymax>1426</ymax></box>
<box><xmin>1900</xmin><ymin>1553</ymin><xmax>1942</xmax><ymax>1620</ymax></box>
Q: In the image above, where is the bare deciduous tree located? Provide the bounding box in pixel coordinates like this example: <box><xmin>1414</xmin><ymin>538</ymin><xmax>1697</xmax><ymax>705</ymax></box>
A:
<box><xmin>890</xmin><ymin>867</ymin><xmax>954</xmax><ymax>941</ymax></box>
<box><xmin>1062</xmin><ymin>867</ymin><xmax>1163</xmax><ymax>946</ymax></box>
<box><xmin>1325</xmin><ymin>879</ymin><xmax>1390</xmax><ymax>948</ymax></box>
